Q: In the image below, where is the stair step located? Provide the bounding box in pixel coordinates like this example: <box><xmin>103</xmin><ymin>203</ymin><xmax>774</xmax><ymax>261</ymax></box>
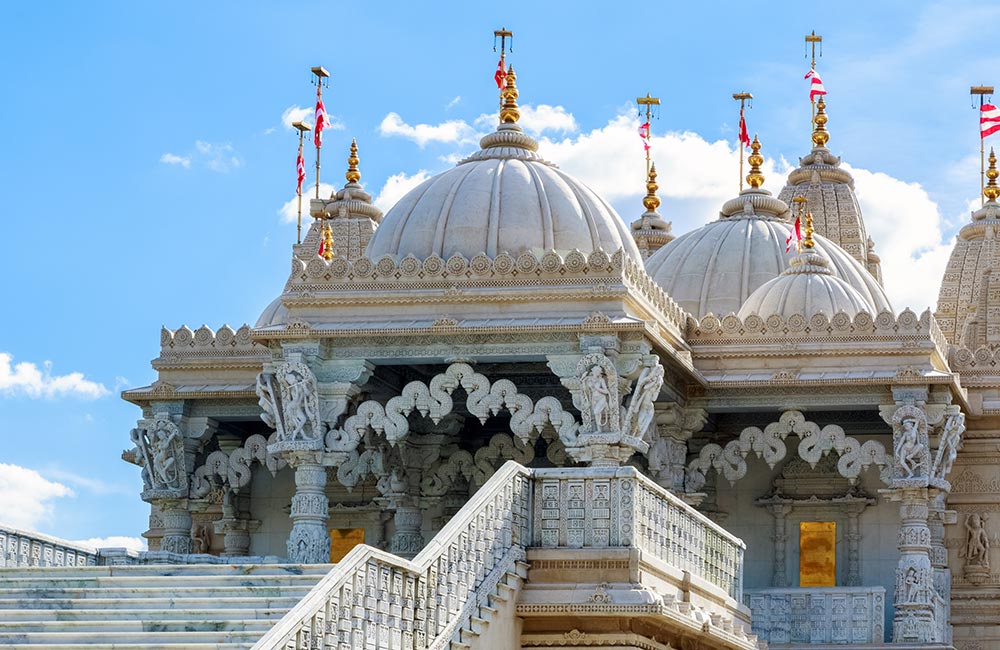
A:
<box><xmin>0</xmin><ymin>608</ymin><xmax>289</xmax><ymax>622</ymax></box>
<box><xmin>0</xmin><ymin>645</ymin><xmax>253</xmax><ymax>650</ymax></box>
<box><xmin>0</xmin><ymin>574</ymin><xmax>324</xmax><ymax>589</ymax></box>
<box><xmin>0</xmin><ymin>619</ymin><xmax>276</xmax><ymax>633</ymax></box>
<box><xmin>0</xmin><ymin>631</ymin><xmax>264</xmax><ymax>644</ymax></box>
<box><xmin>0</xmin><ymin>564</ymin><xmax>331</xmax><ymax>579</ymax></box>
<box><xmin>0</xmin><ymin>596</ymin><xmax>302</xmax><ymax>610</ymax></box>
<box><xmin>0</xmin><ymin>586</ymin><xmax>314</xmax><ymax>599</ymax></box>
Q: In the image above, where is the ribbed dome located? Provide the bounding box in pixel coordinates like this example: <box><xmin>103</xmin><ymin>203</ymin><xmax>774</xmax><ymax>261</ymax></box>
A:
<box><xmin>645</xmin><ymin>189</ymin><xmax>892</xmax><ymax>318</ymax></box>
<box><xmin>366</xmin><ymin>124</ymin><xmax>641</xmax><ymax>261</ymax></box>
<box><xmin>738</xmin><ymin>251</ymin><xmax>875</xmax><ymax>319</ymax></box>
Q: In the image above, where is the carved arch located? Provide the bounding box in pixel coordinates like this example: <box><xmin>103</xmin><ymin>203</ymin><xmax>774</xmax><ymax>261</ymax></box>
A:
<box><xmin>685</xmin><ymin>411</ymin><xmax>890</xmax><ymax>492</ymax></box>
<box><xmin>190</xmin><ymin>433</ymin><xmax>287</xmax><ymax>497</ymax></box>
<box><xmin>421</xmin><ymin>433</ymin><xmax>535</xmax><ymax>497</ymax></box>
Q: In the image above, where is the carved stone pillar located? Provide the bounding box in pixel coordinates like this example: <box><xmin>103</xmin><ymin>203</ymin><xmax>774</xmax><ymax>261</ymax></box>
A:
<box><xmin>159</xmin><ymin>498</ymin><xmax>193</xmax><ymax>554</ymax></box>
<box><xmin>285</xmin><ymin>451</ymin><xmax>330</xmax><ymax>564</ymax></box>
<box><xmin>765</xmin><ymin>503</ymin><xmax>792</xmax><ymax>587</ymax></box>
<box><xmin>648</xmin><ymin>405</ymin><xmax>707</xmax><ymax>495</ymax></box>
<box><xmin>891</xmin><ymin>487</ymin><xmax>936</xmax><ymax>643</ymax></box>
<box><xmin>390</xmin><ymin>501</ymin><xmax>424</xmax><ymax>559</ymax></box>
<box><xmin>928</xmin><ymin>494</ymin><xmax>952</xmax><ymax>646</ymax></box>
<box><xmin>845</xmin><ymin>503</ymin><xmax>866</xmax><ymax>587</ymax></box>
<box><xmin>214</xmin><ymin>497</ymin><xmax>259</xmax><ymax>558</ymax></box>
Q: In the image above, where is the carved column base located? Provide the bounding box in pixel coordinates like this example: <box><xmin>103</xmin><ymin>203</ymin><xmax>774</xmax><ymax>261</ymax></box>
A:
<box><xmin>566</xmin><ymin>431</ymin><xmax>648</xmax><ymax>467</ymax></box>
<box><xmin>156</xmin><ymin>498</ymin><xmax>192</xmax><ymax>555</ymax></box>
<box><xmin>964</xmin><ymin>563</ymin><xmax>990</xmax><ymax>585</ymax></box>
<box><xmin>389</xmin><ymin>501</ymin><xmax>424</xmax><ymax>559</ymax></box>
<box><xmin>893</xmin><ymin>606</ymin><xmax>936</xmax><ymax>643</ymax></box>
<box><xmin>286</xmin><ymin>453</ymin><xmax>330</xmax><ymax>564</ymax></box>
<box><xmin>214</xmin><ymin>518</ymin><xmax>260</xmax><ymax>557</ymax></box>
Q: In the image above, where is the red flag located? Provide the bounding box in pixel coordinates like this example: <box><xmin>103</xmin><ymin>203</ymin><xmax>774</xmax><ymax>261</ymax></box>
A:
<box><xmin>494</xmin><ymin>59</ymin><xmax>507</xmax><ymax>89</ymax></box>
<box><xmin>738</xmin><ymin>107</ymin><xmax>751</xmax><ymax>148</ymax></box>
<box><xmin>318</xmin><ymin>234</ymin><xmax>326</xmax><ymax>258</ymax></box>
<box><xmin>296</xmin><ymin>144</ymin><xmax>305</xmax><ymax>195</ymax></box>
<box><xmin>314</xmin><ymin>98</ymin><xmax>328</xmax><ymax>148</ymax></box>
<box><xmin>982</xmin><ymin>103</ymin><xmax>1000</xmax><ymax>139</ymax></box>
<box><xmin>785</xmin><ymin>216</ymin><xmax>803</xmax><ymax>253</ymax></box>
<box><xmin>804</xmin><ymin>69</ymin><xmax>827</xmax><ymax>101</ymax></box>
<box><xmin>638</xmin><ymin>121</ymin><xmax>651</xmax><ymax>151</ymax></box>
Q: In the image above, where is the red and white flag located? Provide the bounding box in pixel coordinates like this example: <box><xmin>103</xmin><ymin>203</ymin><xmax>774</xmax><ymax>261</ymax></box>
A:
<box><xmin>494</xmin><ymin>58</ymin><xmax>507</xmax><ymax>89</ymax></box>
<box><xmin>804</xmin><ymin>69</ymin><xmax>827</xmax><ymax>101</ymax></box>
<box><xmin>738</xmin><ymin>107</ymin><xmax>751</xmax><ymax>148</ymax></box>
<box><xmin>638</xmin><ymin>121</ymin><xmax>651</xmax><ymax>151</ymax></box>
<box><xmin>318</xmin><ymin>237</ymin><xmax>326</xmax><ymax>258</ymax></box>
<box><xmin>314</xmin><ymin>98</ymin><xmax>328</xmax><ymax>148</ymax></box>
<box><xmin>785</xmin><ymin>215</ymin><xmax>804</xmax><ymax>253</ymax></box>
<box><xmin>296</xmin><ymin>144</ymin><xmax>305</xmax><ymax>195</ymax></box>
<box><xmin>982</xmin><ymin>103</ymin><xmax>1000</xmax><ymax>139</ymax></box>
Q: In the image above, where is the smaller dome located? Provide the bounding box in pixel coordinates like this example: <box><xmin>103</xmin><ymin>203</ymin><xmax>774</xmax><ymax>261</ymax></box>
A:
<box><xmin>738</xmin><ymin>251</ymin><xmax>874</xmax><ymax>319</ymax></box>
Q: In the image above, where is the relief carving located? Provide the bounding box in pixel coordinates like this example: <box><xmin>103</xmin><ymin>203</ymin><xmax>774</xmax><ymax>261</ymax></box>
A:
<box><xmin>256</xmin><ymin>361</ymin><xmax>322</xmax><ymax>444</ymax></box>
<box><xmin>130</xmin><ymin>415</ymin><xmax>187</xmax><ymax>495</ymax></box>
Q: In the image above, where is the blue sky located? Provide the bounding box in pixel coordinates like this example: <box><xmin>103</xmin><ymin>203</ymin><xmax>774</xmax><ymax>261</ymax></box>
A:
<box><xmin>2</xmin><ymin>1</ymin><xmax>997</xmax><ymax>547</ymax></box>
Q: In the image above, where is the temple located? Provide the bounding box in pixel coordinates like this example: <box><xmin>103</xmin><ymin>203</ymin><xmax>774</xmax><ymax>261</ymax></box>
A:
<box><xmin>2</xmin><ymin>34</ymin><xmax>999</xmax><ymax>650</ymax></box>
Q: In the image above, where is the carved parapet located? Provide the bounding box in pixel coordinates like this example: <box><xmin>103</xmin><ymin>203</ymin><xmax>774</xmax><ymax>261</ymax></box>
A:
<box><xmin>158</xmin><ymin>324</ymin><xmax>266</xmax><ymax>359</ymax></box>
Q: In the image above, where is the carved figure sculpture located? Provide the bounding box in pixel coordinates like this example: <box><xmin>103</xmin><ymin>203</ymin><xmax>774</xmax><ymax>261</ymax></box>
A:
<box><xmin>255</xmin><ymin>361</ymin><xmax>321</xmax><ymax>443</ymax></box>
<box><xmin>964</xmin><ymin>514</ymin><xmax>990</xmax><ymax>567</ymax></box>
<box><xmin>931</xmin><ymin>413</ymin><xmax>965</xmax><ymax>480</ymax></box>
<box><xmin>894</xmin><ymin>417</ymin><xmax>925</xmax><ymax>478</ymax></box>
<box><xmin>192</xmin><ymin>524</ymin><xmax>211</xmax><ymax>554</ymax></box>
<box><xmin>130</xmin><ymin>417</ymin><xmax>185</xmax><ymax>492</ymax></box>
<box><xmin>581</xmin><ymin>366</ymin><xmax>612</xmax><ymax>432</ymax></box>
<box><xmin>621</xmin><ymin>364</ymin><xmax>664</xmax><ymax>440</ymax></box>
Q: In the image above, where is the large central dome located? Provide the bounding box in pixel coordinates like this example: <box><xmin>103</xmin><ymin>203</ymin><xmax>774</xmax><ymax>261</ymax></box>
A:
<box><xmin>367</xmin><ymin>69</ymin><xmax>639</xmax><ymax>262</ymax></box>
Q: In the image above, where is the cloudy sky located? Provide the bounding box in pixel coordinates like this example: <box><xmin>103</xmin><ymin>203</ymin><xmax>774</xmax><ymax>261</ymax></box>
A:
<box><xmin>1</xmin><ymin>1</ymin><xmax>995</xmax><ymax>548</ymax></box>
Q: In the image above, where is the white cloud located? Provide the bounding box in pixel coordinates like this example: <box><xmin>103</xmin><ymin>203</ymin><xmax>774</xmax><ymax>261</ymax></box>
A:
<box><xmin>70</xmin><ymin>536</ymin><xmax>147</xmax><ymax>553</ymax></box>
<box><xmin>161</xmin><ymin>142</ymin><xmax>242</xmax><ymax>173</ymax></box>
<box><xmin>446</xmin><ymin>95</ymin><xmax>462</xmax><ymax>110</ymax></box>
<box><xmin>40</xmin><ymin>467</ymin><xmax>132</xmax><ymax>496</ymax></box>
<box><xmin>159</xmin><ymin>153</ymin><xmax>190</xmax><ymax>168</ymax></box>
<box><xmin>374</xmin><ymin>171</ymin><xmax>432</xmax><ymax>213</ymax></box>
<box><xmin>379</xmin><ymin>112</ymin><xmax>477</xmax><ymax>148</ymax></box>
<box><xmin>0</xmin><ymin>353</ymin><xmax>109</xmax><ymax>399</ymax></box>
<box><xmin>475</xmin><ymin>104</ymin><xmax>578</xmax><ymax>137</ymax></box>
<box><xmin>0</xmin><ymin>463</ymin><xmax>74</xmax><ymax>530</ymax></box>
<box><xmin>278</xmin><ymin>183</ymin><xmax>338</xmax><ymax>224</ymax></box>
<box><xmin>280</xmin><ymin>105</ymin><xmax>345</xmax><ymax>132</ymax></box>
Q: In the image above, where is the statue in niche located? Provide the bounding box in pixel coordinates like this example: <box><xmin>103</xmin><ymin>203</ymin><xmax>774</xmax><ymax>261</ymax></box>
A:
<box><xmin>621</xmin><ymin>364</ymin><xmax>664</xmax><ymax>440</ymax></box>
<box><xmin>130</xmin><ymin>417</ymin><xmax>185</xmax><ymax>492</ymax></box>
<box><xmin>894</xmin><ymin>416</ymin><xmax>926</xmax><ymax>478</ymax></box>
<box><xmin>582</xmin><ymin>365</ymin><xmax>613</xmax><ymax>432</ymax></box>
<box><xmin>192</xmin><ymin>524</ymin><xmax>211</xmax><ymax>554</ymax></box>
<box><xmin>255</xmin><ymin>361</ymin><xmax>321</xmax><ymax>443</ymax></box>
<box><xmin>903</xmin><ymin>567</ymin><xmax>920</xmax><ymax>603</ymax></box>
<box><xmin>963</xmin><ymin>514</ymin><xmax>990</xmax><ymax>567</ymax></box>
<box><xmin>931</xmin><ymin>413</ymin><xmax>965</xmax><ymax>480</ymax></box>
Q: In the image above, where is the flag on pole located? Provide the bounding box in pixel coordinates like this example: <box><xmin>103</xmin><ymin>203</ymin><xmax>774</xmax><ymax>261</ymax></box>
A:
<box><xmin>494</xmin><ymin>58</ymin><xmax>507</xmax><ymax>89</ymax></box>
<box><xmin>638</xmin><ymin>121</ymin><xmax>651</xmax><ymax>151</ymax></box>
<box><xmin>982</xmin><ymin>103</ymin><xmax>1000</xmax><ymax>139</ymax></box>
<box><xmin>314</xmin><ymin>98</ymin><xmax>328</xmax><ymax>148</ymax></box>
<box><xmin>296</xmin><ymin>144</ymin><xmax>306</xmax><ymax>195</ymax></box>
<box><xmin>804</xmin><ymin>69</ymin><xmax>827</xmax><ymax>101</ymax></box>
<box><xmin>738</xmin><ymin>107</ymin><xmax>751</xmax><ymax>148</ymax></box>
<box><xmin>785</xmin><ymin>215</ymin><xmax>804</xmax><ymax>253</ymax></box>
<box><xmin>318</xmin><ymin>233</ymin><xmax>327</xmax><ymax>258</ymax></box>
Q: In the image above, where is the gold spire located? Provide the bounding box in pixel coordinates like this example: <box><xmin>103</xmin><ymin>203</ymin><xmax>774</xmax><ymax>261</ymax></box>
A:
<box><xmin>321</xmin><ymin>223</ymin><xmax>334</xmax><ymax>261</ymax></box>
<box><xmin>803</xmin><ymin>212</ymin><xmax>816</xmax><ymax>249</ymax></box>
<box><xmin>746</xmin><ymin>135</ymin><xmax>765</xmax><ymax>189</ymax></box>
<box><xmin>500</xmin><ymin>65</ymin><xmax>520</xmax><ymax>124</ymax></box>
<box><xmin>986</xmin><ymin>148</ymin><xmax>1000</xmax><ymax>202</ymax></box>
<box><xmin>346</xmin><ymin>138</ymin><xmax>360</xmax><ymax>184</ymax></box>
<box><xmin>812</xmin><ymin>96</ymin><xmax>830</xmax><ymax>147</ymax></box>
<box><xmin>642</xmin><ymin>164</ymin><xmax>661</xmax><ymax>212</ymax></box>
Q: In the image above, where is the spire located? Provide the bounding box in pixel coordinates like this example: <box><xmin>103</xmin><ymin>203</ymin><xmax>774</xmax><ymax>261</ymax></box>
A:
<box><xmin>812</xmin><ymin>96</ymin><xmax>830</xmax><ymax>147</ymax></box>
<box><xmin>986</xmin><ymin>148</ymin><xmax>1000</xmax><ymax>202</ymax></box>
<box><xmin>500</xmin><ymin>65</ymin><xmax>520</xmax><ymax>124</ymax></box>
<box><xmin>746</xmin><ymin>136</ymin><xmax>765</xmax><ymax>189</ymax></box>
<box><xmin>643</xmin><ymin>164</ymin><xmax>661</xmax><ymax>212</ymax></box>
<box><xmin>346</xmin><ymin>138</ymin><xmax>360</xmax><ymax>184</ymax></box>
<box><xmin>320</xmin><ymin>223</ymin><xmax>334</xmax><ymax>261</ymax></box>
<box><xmin>803</xmin><ymin>211</ymin><xmax>816</xmax><ymax>249</ymax></box>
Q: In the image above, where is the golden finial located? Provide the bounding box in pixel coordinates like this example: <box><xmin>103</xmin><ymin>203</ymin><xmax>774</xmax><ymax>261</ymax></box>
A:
<box><xmin>643</xmin><ymin>164</ymin><xmax>661</xmax><ymax>212</ymax></box>
<box><xmin>803</xmin><ymin>212</ymin><xmax>815</xmax><ymax>249</ymax></box>
<box><xmin>812</xmin><ymin>96</ymin><xmax>830</xmax><ymax>147</ymax></box>
<box><xmin>746</xmin><ymin>135</ymin><xmax>765</xmax><ymax>189</ymax></box>
<box><xmin>346</xmin><ymin>138</ymin><xmax>360</xmax><ymax>184</ymax></box>
<box><xmin>500</xmin><ymin>65</ymin><xmax>520</xmax><ymax>124</ymax></box>
<box><xmin>321</xmin><ymin>223</ymin><xmax>334</xmax><ymax>261</ymax></box>
<box><xmin>986</xmin><ymin>148</ymin><xmax>1000</xmax><ymax>202</ymax></box>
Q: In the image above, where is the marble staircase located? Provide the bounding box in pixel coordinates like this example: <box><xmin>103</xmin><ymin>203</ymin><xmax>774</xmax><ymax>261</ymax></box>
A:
<box><xmin>0</xmin><ymin>563</ymin><xmax>331</xmax><ymax>649</ymax></box>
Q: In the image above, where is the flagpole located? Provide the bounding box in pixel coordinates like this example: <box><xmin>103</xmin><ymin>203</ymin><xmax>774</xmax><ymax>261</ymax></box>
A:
<box><xmin>972</xmin><ymin>86</ymin><xmax>994</xmax><ymax>206</ymax></box>
<box><xmin>805</xmin><ymin>31</ymin><xmax>822</xmax><ymax>133</ymax></box>
<box><xmin>494</xmin><ymin>28</ymin><xmax>513</xmax><ymax>110</ymax></box>
<box><xmin>637</xmin><ymin>93</ymin><xmax>660</xmax><ymax>178</ymax></box>
<box><xmin>292</xmin><ymin>121</ymin><xmax>311</xmax><ymax>244</ymax></box>
<box><xmin>733</xmin><ymin>92</ymin><xmax>752</xmax><ymax>192</ymax></box>
<box><xmin>312</xmin><ymin>66</ymin><xmax>330</xmax><ymax>201</ymax></box>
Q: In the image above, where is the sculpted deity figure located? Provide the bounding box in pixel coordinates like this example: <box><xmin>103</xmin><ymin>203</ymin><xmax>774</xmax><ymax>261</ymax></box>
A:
<box><xmin>282</xmin><ymin>369</ymin><xmax>311</xmax><ymax>440</ymax></box>
<box><xmin>582</xmin><ymin>365</ymin><xmax>612</xmax><ymax>432</ymax></box>
<box><xmin>932</xmin><ymin>413</ymin><xmax>965</xmax><ymax>480</ymax></box>
<box><xmin>192</xmin><ymin>524</ymin><xmax>211</xmax><ymax>554</ymax></box>
<box><xmin>130</xmin><ymin>417</ymin><xmax>185</xmax><ymax>492</ymax></box>
<box><xmin>894</xmin><ymin>417</ymin><xmax>926</xmax><ymax>478</ymax></box>
<box><xmin>255</xmin><ymin>361</ymin><xmax>321</xmax><ymax>443</ymax></box>
<box><xmin>964</xmin><ymin>514</ymin><xmax>990</xmax><ymax>567</ymax></box>
<box><xmin>622</xmin><ymin>365</ymin><xmax>664</xmax><ymax>440</ymax></box>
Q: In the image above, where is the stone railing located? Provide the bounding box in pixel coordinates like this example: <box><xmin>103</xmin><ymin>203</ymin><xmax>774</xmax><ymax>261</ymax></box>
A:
<box><xmin>0</xmin><ymin>524</ymin><xmax>100</xmax><ymax>568</ymax></box>
<box><xmin>158</xmin><ymin>323</ymin><xmax>267</xmax><ymax>359</ymax></box>
<box><xmin>253</xmin><ymin>462</ymin><xmax>745</xmax><ymax>650</ymax></box>
<box><xmin>744</xmin><ymin>586</ymin><xmax>885</xmax><ymax>644</ymax></box>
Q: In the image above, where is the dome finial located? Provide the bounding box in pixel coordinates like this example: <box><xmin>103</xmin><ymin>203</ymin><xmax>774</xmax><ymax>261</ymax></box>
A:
<box><xmin>803</xmin><ymin>211</ymin><xmax>816</xmax><ymax>249</ymax></box>
<box><xmin>986</xmin><ymin>148</ymin><xmax>1000</xmax><ymax>202</ymax></box>
<box><xmin>812</xmin><ymin>96</ymin><xmax>830</xmax><ymax>147</ymax></box>
<box><xmin>643</xmin><ymin>164</ymin><xmax>661</xmax><ymax>212</ymax></box>
<box><xmin>346</xmin><ymin>138</ymin><xmax>361</xmax><ymax>184</ymax></box>
<box><xmin>320</xmin><ymin>223</ymin><xmax>334</xmax><ymax>261</ymax></box>
<box><xmin>746</xmin><ymin>135</ymin><xmax>765</xmax><ymax>189</ymax></box>
<box><xmin>500</xmin><ymin>65</ymin><xmax>520</xmax><ymax>124</ymax></box>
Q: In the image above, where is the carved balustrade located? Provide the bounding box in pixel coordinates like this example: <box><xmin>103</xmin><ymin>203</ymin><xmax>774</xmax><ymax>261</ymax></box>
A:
<box><xmin>253</xmin><ymin>461</ymin><xmax>746</xmax><ymax>650</ymax></box>
<box><xmin>0</xmin><ymin>524</ymin><xmax>99</xmax><ymax>568</ymax></box>
<box><xmin>744</xmin><ymin>586</ymin><xmax>885</xmax><ymax>645</ymax></box>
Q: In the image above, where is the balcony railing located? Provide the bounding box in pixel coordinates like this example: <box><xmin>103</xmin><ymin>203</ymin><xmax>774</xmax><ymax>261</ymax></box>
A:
<box><xmin>744</xmin><ymin>586</ymin><xmax>886</xmax><ymax>644</ymax></box>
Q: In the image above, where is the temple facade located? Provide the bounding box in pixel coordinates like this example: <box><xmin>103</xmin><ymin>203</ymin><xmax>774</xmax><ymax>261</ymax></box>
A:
<box><xmin>10</xmin><ymin>49</ymin><xmax>1000</xmax><ymax>650</ymax></box>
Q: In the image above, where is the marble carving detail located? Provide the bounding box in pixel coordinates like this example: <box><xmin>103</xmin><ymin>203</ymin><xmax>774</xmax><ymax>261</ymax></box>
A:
<box><xmin>189</xmin><ymin>432</ymin><xmax>287</xmax><ymax>497</ymax></box>
<box><xmin>256</xmin><ymin>360</ymin><xmax>322</xmax><ymax>445</ymax></box>
<box><xmin>130</xmin><ymin>415</ymin><xmax>187</xmax><ymax>495</ymax></box>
